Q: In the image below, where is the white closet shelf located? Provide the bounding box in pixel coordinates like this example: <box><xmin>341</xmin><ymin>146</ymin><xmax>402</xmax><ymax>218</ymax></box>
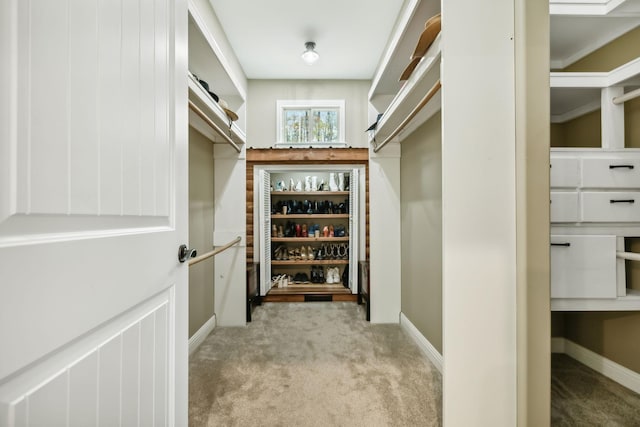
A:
<box><xmin>550</xmin><ymin>0</ymin><xmax>639</xmax><ymax>16</ymax></box>
<box><xmin>188</xmin><ymin>73</ymin><xmax>246</xmax><ymax>146</ymax></box>
<box><xmin>369</xmin><ymin>34</ymin><xmax>442</xmax><ymax>148</ymax></box>
<box><xmin>368</xmin><ymin>0</ymin><xmax>441</xmax><ymax>109</ymax></box>
<box><xmin>550</xmin><ymin>57</ymin><xmax>640</xmax><ymax>123</ymax></box>
<box><xmin>552</xmin><ymin>289</ymin><xmax>640</xmax><ymax>311</ymax></box>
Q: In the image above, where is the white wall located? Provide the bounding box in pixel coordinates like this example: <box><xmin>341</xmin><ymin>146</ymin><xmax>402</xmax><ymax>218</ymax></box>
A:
<box><xmin>369</xmin><ymin>144</ymin><xmax>402</xmax><ymax>323</ymax></box>
<box><xmin>247</xmin><ymin>80</ymin><xmax>370</xmax><ymax>148</ymax></box>
<box><xmin>214</xmin><ymin>144</ymin><xmax>247</xmax><ymax>326</ymax></box>
<box><xmin>441</xmin><ymin>0</ymin><xmax>517</xmax><ymax>425</ymax></box>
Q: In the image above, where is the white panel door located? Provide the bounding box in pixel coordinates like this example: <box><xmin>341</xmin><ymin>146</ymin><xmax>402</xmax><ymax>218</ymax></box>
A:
<box><xmin>0</xmin><ymin>0</ymin><xmax>188</xmax><ymax>425</ymax></box>
<box><xmin>259</xmin><ymin>170</ymin><xmax>272</xmax><ymax>295</ymax></box>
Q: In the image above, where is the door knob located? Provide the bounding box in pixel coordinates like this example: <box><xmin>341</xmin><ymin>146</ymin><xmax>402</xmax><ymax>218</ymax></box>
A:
<box><xmin>178</xmin><ymin>244</ymin><xmax>197</xmax><ymax>263</ymax></box>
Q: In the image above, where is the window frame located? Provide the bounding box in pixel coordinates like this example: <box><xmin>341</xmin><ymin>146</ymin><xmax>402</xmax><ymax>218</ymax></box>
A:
<box><xmin>275</xmin><ymin>100</ymin><xmax>346</xmax><ymax>147</ymax></box>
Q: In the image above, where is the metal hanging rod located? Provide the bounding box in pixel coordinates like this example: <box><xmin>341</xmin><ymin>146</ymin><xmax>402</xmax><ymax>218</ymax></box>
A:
<box><xmin>373</xmin><ymin>79</ymin><xmax>442</xmax><ymax>153</ymax></box>
<box><xmin>612</xmin><ymin>87</ymin><xmax>640</xmax><ymax>105</ymax></box>
<box><xmin>188</xmin><ymin>236</ymin><xmax>242</xmax><ymax>266</ymax></box>
<box><xmin>188</xmin><ymin>100</ymin><xmax>241</xmax><ymax>153</ymax></box>
<box><xmin>617</xmin><ymin>251</ymin><xmax>640</xmax><ymax>262</ymax></box>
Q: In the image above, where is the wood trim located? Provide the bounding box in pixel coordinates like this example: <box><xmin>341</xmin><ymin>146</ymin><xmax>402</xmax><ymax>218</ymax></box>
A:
<box><xmin>247</xmin><ymin>147</ymin><xmax>368</xmax><ymax>163</ymax></box>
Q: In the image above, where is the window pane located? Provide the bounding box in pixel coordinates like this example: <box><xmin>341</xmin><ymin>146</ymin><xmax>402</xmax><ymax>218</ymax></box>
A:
<box><xmin>311</xmin><ymin>109</ymin><xmax>338</xmax><ymax>142</ymax></box>
<box><xmin>284</xmin><ymin>110</ymin><xmax>309</xmax><ymax>143</ymax></box>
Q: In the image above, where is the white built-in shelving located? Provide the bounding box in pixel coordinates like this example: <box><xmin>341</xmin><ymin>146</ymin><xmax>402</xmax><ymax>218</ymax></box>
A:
<box><xmin>367</xmin><ymin>0</ymin><xmax>441</xmax><ymax>150</ymax></box>
<box><xmin>187</xmin><ymin>1</ymin><xmax>246</xmax><ymax>149</ymax></box>
<box><xmin>550</xmin><ymin>0</ymin><xmax>640</xmax><ymax>310</ymax></box>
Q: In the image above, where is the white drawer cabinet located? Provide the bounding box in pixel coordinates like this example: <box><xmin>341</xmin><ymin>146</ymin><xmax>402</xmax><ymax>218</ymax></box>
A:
<box><xmin>550</xmin><ymin>158</ymin><xmax>580</xmax><ymax>188</ymax></box>
<box><xmin>550</xmin><ymin>191</ymin><xmax>579</xmax><ymax>222</ymax></box>
<box><xmin>581</xmin><ymin>158</ymin><xmax>640</xmax><ymax>188</ymax></box>
<box><xmin>581</xmin><ymin>191</ymin><xmax>640</xmax><ymax>222</ymax></box>
<box><xmin>550</xmin><ymin>235</ymin><xmax>617</xmax><ymax>299</ymax></box>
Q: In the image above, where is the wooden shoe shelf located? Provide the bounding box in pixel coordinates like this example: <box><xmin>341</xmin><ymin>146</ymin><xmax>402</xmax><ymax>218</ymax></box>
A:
<box><xmin>259</xmin><ymin>169</ymin><xmax>360</xmax><ymax>301</ymax></box>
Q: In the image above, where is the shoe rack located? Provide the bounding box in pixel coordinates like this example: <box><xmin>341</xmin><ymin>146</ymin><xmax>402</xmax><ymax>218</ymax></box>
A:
<box><xmin>257</xmin><ymin>168</ymin><xmax>361</xmax><ymax>298</ymax></box>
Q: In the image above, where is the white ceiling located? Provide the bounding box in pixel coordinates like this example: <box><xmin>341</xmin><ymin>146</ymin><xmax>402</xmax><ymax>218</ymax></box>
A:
<box><xmin>208</xmin><ymin>0</ymin><xmax>405</xmax><ymax>80</ymax></box>
<box><xmin>209</xmin><ymin>0</ymin><xmax>640</xmax><ymax>81</ymax></box>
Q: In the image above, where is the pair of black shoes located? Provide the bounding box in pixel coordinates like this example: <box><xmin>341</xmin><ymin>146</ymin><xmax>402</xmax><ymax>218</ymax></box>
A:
<box><xmin>310</xmin><ymin>266</ymin><xmax>325</xmax><ymax>283</ymax></box>
<box><xmin>293</xmin><ymin>272</ymin><xmax>309</xmax><ymax>283</ymax></box>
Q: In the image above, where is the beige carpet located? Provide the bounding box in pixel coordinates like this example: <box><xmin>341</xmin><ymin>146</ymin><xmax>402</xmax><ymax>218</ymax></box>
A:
<box><xmin>189</xmin><ymin>302</ymin><xmax>442</xmax><ymax>426</ymax></box>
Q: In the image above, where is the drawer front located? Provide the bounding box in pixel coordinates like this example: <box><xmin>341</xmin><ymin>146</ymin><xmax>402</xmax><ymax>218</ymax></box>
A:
<box><xmin>581</xmin><ymin>191</ymin><xmax>640</xmax><ymax>222</ymax></box>
<box><xmin>550</xmin><ymin>158</ymin><xmax>580</xmax><ymax>188</ymax></box>
<box><xmin>582</xmin><ymin>158</ymin><xmax>640</xmax><ymax>188</ymax></box>
<box><xmin>550</xmin><ymin>192</ymin><xmax>579</xmax><ymax>223</ymax></box>
<box><xmin>550</xmin><ymin>235</ymin><xmax>617</xmax><ymax>299</ymax></box>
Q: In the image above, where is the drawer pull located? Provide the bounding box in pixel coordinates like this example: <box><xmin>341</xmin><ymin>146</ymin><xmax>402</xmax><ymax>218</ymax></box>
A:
<box><xmin>609</xmin><ymin>199</ymin><xmax>635</xmax><ymax>204</ymax></box>
<box><xmin>551</xmin><ymin>242</ymin><xmax>571</xmax><ymax>247</ymax></box>
<box><xmin>609</xmin><ymin>164</ymin><xmax>635</xmax><ymax>169</ymax></box>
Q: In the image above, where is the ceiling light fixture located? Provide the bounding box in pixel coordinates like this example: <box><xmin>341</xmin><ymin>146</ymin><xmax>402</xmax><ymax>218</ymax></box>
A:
<box><xmin>301</xmin><ymin>41</ymin><xmax>319</xmax><ymax>65</ymax></box>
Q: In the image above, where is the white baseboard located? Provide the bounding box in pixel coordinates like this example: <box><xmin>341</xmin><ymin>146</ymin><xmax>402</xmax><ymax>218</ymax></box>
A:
<box><xmin>399</xmin><ymin>312</ymin><xmax>443</xmax><ymax>373</ymax></box>
<box><xmin>189</xmin><ymin>314</ymin><xmax>216</xmax><ymax>356</ymax></box>
<box><xmin>554</xmin><ymin>337</ymin><xmax>640</xmax><ymax>395</ymax></box>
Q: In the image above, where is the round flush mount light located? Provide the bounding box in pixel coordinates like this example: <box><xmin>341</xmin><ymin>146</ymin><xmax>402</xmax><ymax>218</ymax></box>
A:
<box><xmin>301</xmin><ymin>41</ymin><xmax>319</xmax><ymax>65</ymax></box>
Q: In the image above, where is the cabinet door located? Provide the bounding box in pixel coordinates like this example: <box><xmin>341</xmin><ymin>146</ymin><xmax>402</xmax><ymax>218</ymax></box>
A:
<box><xmin>348</xmin><ymin>169</ymin><xmax>360</xmax><ymax>293</ymax></box>
<box><xmin>550</xmin><ymin>235</ymin><xmax>617</xmax><ymax>298</ymax></box>
<box><xmin>582</xmin><ymin>158</ymin><xmax>640</xmax><ymax>189</ymax></box>
<box><xmin>550</xmin><ymin>191</ymin><xmax>579</xmax><ymax>223</ymax></box>
<box><xmin>581</xmin><ymin>191</ymin><xmax>640</xmax><ymax>222</ymax></box>
<box><xmin>259</xmin><ymin>170</ymin><xmax>272</xmax><ymax>295</ymax></box>
<box><xmin>550</xmin><ymin>157</ymin><xmax>580</xmax><ymax>188</ymax></box>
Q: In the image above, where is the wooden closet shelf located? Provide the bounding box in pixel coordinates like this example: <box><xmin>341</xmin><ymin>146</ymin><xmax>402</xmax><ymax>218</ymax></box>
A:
<box><xmin>272</xmin><ymin>214</ymin><xmax>348</xmax><ymax>219</ymax></box>
<box><xmin>271</xmin><ymin>260</ymin><xmax>349</xmax><ymax>265</ymax></box>
<box><xmin>272</xmin><ymin>237</ymin><xmax>349</xmax><ymax>242</ymax></box>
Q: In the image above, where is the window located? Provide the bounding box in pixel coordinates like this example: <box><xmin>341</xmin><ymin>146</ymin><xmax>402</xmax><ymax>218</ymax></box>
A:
<box><xmin>276</xmin><ymin>100</ymin><xmax>345</xmax><ymax>146</ymax></box>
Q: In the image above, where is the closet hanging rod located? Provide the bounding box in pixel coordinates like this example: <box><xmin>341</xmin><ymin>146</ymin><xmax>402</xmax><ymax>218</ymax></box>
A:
<box><xmin>188</xmin><ymin>236</ymin><xmax>242</xmax><ymax>267</ymax></box>
<box><xmin>617</xmin><ymin>251</ymin><xmax>640</xmax><ymax>262</ymax></box>
<box><xmin>373</xmin><ymin>79</ymin><xmax>442</xmax><ymax>153</ymax></box>
<box><xmin>612</xmin><ymin>87</ymin><xmax>640</xmax><ymax>105</ymax></box>
<box><xmin>188</xmin><ymin>100</ymin><xmax>241</xmax><ymax>153</ymax></box>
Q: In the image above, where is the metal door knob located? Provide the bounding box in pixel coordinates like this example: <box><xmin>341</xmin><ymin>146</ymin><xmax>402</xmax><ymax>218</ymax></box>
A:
<box><xmin>178</xmin><ymin>244</ymin><xmax>197</xmax><ymax>263</ymax></box>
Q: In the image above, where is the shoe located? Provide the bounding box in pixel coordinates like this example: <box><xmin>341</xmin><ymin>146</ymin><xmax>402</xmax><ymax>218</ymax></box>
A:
<box><xmin>278</xmin><ymin>225</ymin><xmax>284</xmax><ymax>238</ymax></box>
<box><xmin>302</xmin><ymin>224</ymin><xmax>308</xmax><ymax>237</ymax></box>
<box><xmin>311</xmin><ymin>176</ymin><xmax>318</xmax><ymax>191</ymax></box>
<box><xmin>326</xmin><ymin>267</ymin><xmax>334</xmax><ymax>284</ymax></box>
<box><xmin>295</xmin><ymin>223</ymin><xmax>301</xmax><ymax>237</ymax></box>
<box><xmin>307</xmin><ymin>246</ymin><xmax>314</xmax><ymax>260</ymax></box>
<box><xmin>295</xmin><ymin>180</ymin><xmax>302</xmax><ymax>191</ymax></box>
<box><xmin>318</xmin><ymin>266</ymin><xmax>325</xmax><ymax>283</ymax></box>
<box><xmin>332</xmin><ymin>267</ymin><xmax>341</xmax><ymax>284</ymax></box>
<box><xmin>323</xmin><ymin>226</ymin><xmax>329</xmax><ymax>237</ymax></box>
<box><xmin>329</xmin><ymin>173</ymin><xmax>338</xmax><ymax>191</ymax></box>
<box><xmin>329</xmin><ymin>224</ymin><xmax>334</xmax><ymax>237</ymax></box>
<box><xmin>338</xmin><ymin>173</ymin><xmax>345</xmax><ymax>191</ymax></box>
<box><xmin>301</xmin><ymin>246</ymin><xmax>307</xmax><ymax>260</ymax></box>
<box><xmin>290</xmin><ymin>178</ymin><xmax>295</xmax><ymax>192</ymax></box>
<box><xmin>281</xmin><ymin>246</ymin><xmax>289</xmax><ymax>260</ymax></box>
<box><xmin>272</xmin><ymin>224</ymin><xmax>278</xmax><ymax>237</ymax></box>
<box><xmin>304</xmin><ymin>176</ymin><xmax>312</xmax><ymax>192</ymax></box>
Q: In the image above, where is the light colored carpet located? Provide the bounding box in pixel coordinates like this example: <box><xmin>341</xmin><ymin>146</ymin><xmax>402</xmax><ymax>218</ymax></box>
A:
<box><xmin>551</xmin><ymin>353</ymin><xmax>640</xmax><ymax>426</ymax></box>
<box><xmin>189</xmin><ymin>302</ymin><xmax>442</xmax><ymax>426</ymax></box>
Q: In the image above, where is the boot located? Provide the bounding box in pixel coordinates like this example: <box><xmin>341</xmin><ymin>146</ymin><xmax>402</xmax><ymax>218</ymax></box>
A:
<box><xmin>304</xmin><ymin>176</ymin><xmax>312</xmax><ymax>192</ymax></box>
<box><xmin>338</xmin><ymin>173</ymin><xmax>345</xmax><ymax>191</ymax></box>
<box><xmin>329</xmin><ymin>173</ymin><xmax>338</xmax><ymax>191</ymax></box>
